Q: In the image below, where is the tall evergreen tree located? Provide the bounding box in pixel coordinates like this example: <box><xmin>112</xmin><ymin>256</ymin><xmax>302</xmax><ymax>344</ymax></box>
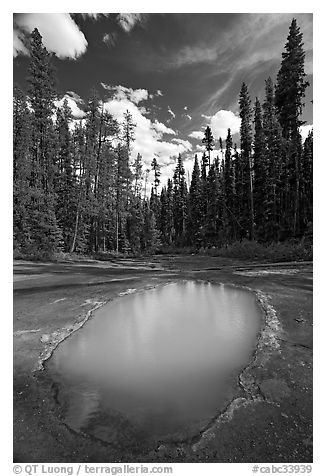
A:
<box><xmin>27</xmin><ymin>28</ymin><xmax>62</xmax><ymax>253</ymax></box>
<box><xmin>253</xmin><ymin>98</ymin><xmax>267</xmax><ymax>240</ymax></box>
<box><xmin>275</xmin><ymin>18</ymin><xmax>309</xmax><ymax>236</ymax></box>
<box><xmin>202</xmin><ymin>126</ymin><xmax>214</xmax><ymax>167</ymax></box>
<box><xmin>224</xmin><ymin>129</ymin><xmax>235</xmax><ymax>239</ymax></box>
<box><xmin>275</xmin><ymin>18</ymin><xmax>310</xmax><ymax>140</ymax></box>
<box><xmin>205</xmin><ymin>164</ymin><xmax>219</xmax><ymax>245</ymax></box>
<box><xmin>262</xmin><ymin>78</ymin><xmax>283</xmax><ymax>241</ymax></box>
<box><xmin>301</xmin><ymin>130</ymin><xmax>313</xmax><ymax>232</ymax></box>
<box><xmin>239</xmin><ymin>82</ymin><xmax>254</xmax><ymax>240</ymax></box>
<box><xmin>13</xmin><ymin>87</ymin><xmax>32</xmax><ymax>250</ymax></box>
<box><xmin>55</xmin><ymin>99</ymin><xmax>75</xmax><ymax>251</ymax></box>
<box><xmin>165</xmin><ymin>178</ymin><xmax>174</xmax><ymax>244</ymax></box>
<box><xmin>132</xmin><ymin>153</ymin><xmax>143</xmax><ymax>196</ymax></box>
<box><xmin>172</xmin><ymin>154</ymin><xmax>187</xmax><ymax>243</ymax></box>
<box><xmin>187</xmin><ymin>154</ymin><xmax>202</xmax><ymax>247</ymax></box>
<box><xmin>122</xmin><ymin>110</ymin><xmax>136</xmax><ymax>153</ymax></box>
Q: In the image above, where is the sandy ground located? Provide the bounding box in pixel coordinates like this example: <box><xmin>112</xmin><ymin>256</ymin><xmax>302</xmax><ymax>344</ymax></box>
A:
<box><xmin>13</xmin><ymin>255</ymin><xmax>313</xmax><ymax>463</ymax></box>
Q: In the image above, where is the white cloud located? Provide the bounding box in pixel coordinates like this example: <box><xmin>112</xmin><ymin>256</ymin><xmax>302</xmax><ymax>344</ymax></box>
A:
<box><xmin>117</xmin><ymin>13</ymin><xmax>146</xmax><ymax>33</ymax></box>
<box><xmin>195</xmin><ymin>144</ymin><xmax>206</xmax><ymax>153</ymax></box>
<box><xmin>152</xmin><ymin>121</ymin><xmax>176</xmax><ymax>136</ymax></box>
<box><xmin>156</xmin><ymin>90</ymin><xmax>163</xmax><ymax>97</ymax></box>
<box><xmin>103</xmin><ymin>32</ymin><xmax>117</xmax><ymax>47</ymax></box>
<box><xmin>102</xmin><ymin>92</ymin><xmax>192</xmax><ymax>167</ymax></box>
<box><xmin>81</xmin><ymin>13</ymin><xmax>110</xmax><ymax>20</ymax></box>
<box><xmin>201</xmin><ymin>114</ymin><xmax>212</xmax><ymax>120</ymax></box>
<box><xmin>130</xmin><ymin>89</ymin><xmax>149</xmax><ymax>104</ymax></box>
<box><xmin>54</xmin><ymin>93</ymin><xmax>85</xmax><ymax>120</ymax></box>
<box><xmin>172</xmin><ymin>138</ymin><xmax>192</xmax><ymax>149</ymax></box>
<box><xmin>14</xmin><ymin>13</ymin><xmax>88</xmax><ymax>59</ymax></box>
<box><xmin>167</xmin><ymin>106</ymin><xmax>176</xmax><ymax>119</ymax></box>
<box><xmin>189</xmin><ymin>131</ymin><xmax>204</xmax><ymax>140</ymax></box>
<box><xmin>101</xmin><ymin>84</ymin><xmax>149</xmax><ymax>104</ymax></box>
<box><xmin>209</xmin><ymin>110</ymin><xmax>241</xmax><ymax>139</ymax></box>
<box><xmin>300</xmin><ymin>124</ymin><xmax>313</xmax><ymax>141</ymax></box>
<box><xmin>190</xmin><ymin>111</ymin><xmax>240</xmax><ymax>143</ymax></box>
<box><xmin>65</xmin><ymin>91</ymin><xmax>84</xmax><ymax>105</ymax></box>
<box><xmin>13</xmin><ymin>29</ymin><xmax>28</xmax><ymax>57</ymax></box>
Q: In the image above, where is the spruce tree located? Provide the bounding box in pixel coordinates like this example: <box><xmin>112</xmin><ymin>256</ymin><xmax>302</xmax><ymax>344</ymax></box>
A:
<box><xmin>187</xmin><ymin>154</ymin><xmax>202</xmax><ymax>247</ymax></box>
<box><xmin>202</xmin><ymin>126</ymin><xmax>214</xmax><ymax>167</ymax></box>
<box><xmin>206</xmin><ymin>164</ymin><xmax>219</xmax><ymax>245</ymax></box>
<box><xmin>301</xmin><ymin>130</ymin><xmax>313</xmax><ymax>232</ymax></box>
<box><xmin>224</xmin><ymin>129</ymin><xmax>235</xmax><ymax>240</ymax></box>
<box><xmin>275</xmin><ymin>18</ymin><xmax>310</xmax><ymax>140</ymax></box>
<box><xmin>132</xmin><ymin>153</ymin><xmax>143</xmax><ymax>196</ymax></box>
<box><xmin>165</xmin><ymin>178</ymin><xmax>174</xmax><ymax>244</ymax></box>
<box><xmin>13</xmin><ymin>88</ymin><xmax>32</xmax><ymax>251</ymax></box>
<box><xmin>262</xmin><ymin>78</ymin><xmax>283</xmax><ymax>241</ymax></box>
<box><xmin>239</xmin><ymin>82</ymin><xmax>254</xmax><ymax>240</ymax></box>
<box><xmin>172</xmin><ymin>154</ymin><xmax>187</xmax><ymax>243</ymax></box>
<box><xmin>27</xmin><ymin>28</ymin><xmax>62</xmax><ymax>253</ymax></box>
<box><xmin>275</xmin><ymin>18</ymin><xmax>310</xmax><ymax>236</ymax></box>
<box><xmin>253</xmin><ymin>98</ymin><xmax>267</xmax><ymax>241</ymax></box>
<box><xmin>55</xmin><ymin>99</ymin><xmax>75</xmax><ymax>250</ymax></box>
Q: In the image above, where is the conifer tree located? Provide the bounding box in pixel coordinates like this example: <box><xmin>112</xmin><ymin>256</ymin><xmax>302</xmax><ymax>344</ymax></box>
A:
<box><xmin>115</xmin><ymin>143</ymin><xmax>132</xmax><ymax>251</ymax></box>
<box><xmin>224</xmin><ymin>129</ymin><xmax>235</xmax><ymax>239</ymax></box>
<box><xmin>55</xmin><ymin>99</ymin><xmax>75</xmax><ymax>250</ymax></box>
<box><xmin>165</xmin><ymin>178</ymin><xmax>174</xmax><ymax>244</ymax></box>
<box><xmin>70</xmin><ymin>121</ymin><xmax>89</xmax><ymax>253</ymax></box>
<box><xmin>205</xmin><ymin>164</ymin><xmax>219</xmax><ymax>245</ymax></box>
<box><xmin>187</xmin><ymin>154</ymin><xmax>202</xmax><ymax>247</ymax></box>
<box><xmin>27</xmin><ymin>28</ymin><xmax>62</xmax><ymax>253</ymax></box>
<box><xmin>262</xmin><ymin>78</ymin><xmax>283</xmax><ymax>241</ymax></box>
<box><xmin>239</xmin><ymin>82</ymin><xmax>254</xmax><ymax>239</ymax></box>
<box><xmin>13</xmin><ymin>88</ymin><xmax>32</xmax><ymax>250</ymax></box>
<box><xmin>233</xmin><ymin>144</ymin><xmax>244</xmax><ymax>240</ymax></box>
<box><xmin>132</xmin><ymin>153</ymin><xmax>143</xmax><ymax>196</ymax></box>
<box><xmin>301</xmin><ymin>130</ymin><xmax>313</xmax><ymax>232</ymax></box>
<box><xmin>275</xmin><ymin>18</ymin><xmax>309</xmax><ymax>236</ymax></box>
<box><xmin>275</xmin><ymin>18</ymin><xmax>310</xmax><ymax>140</ymax></box>
<box><xmin>200</xmin><ymin>152</ymin><xmax>209</xmax><ymax>220</ymax></box>
<box><xmin>172</xmin><ymin>154</ymin><xmax>187</xmax><ymax>243</ymax></box>
<box><xmin>202</xmin><ymin>126</ymin><xmax>214</xmax><ymax>167</ymax></box>
<box><xmin>151</xmin><ymin>157</ymin><xmax>161</xmax><ymax>195</ymax></box>
<box><xmin>141</xmin><ymin>201</ymin><xmax>160</xmax><ymax>252</ymax></box>
<box><xmin>150</xmin><ymin>157</ymin><xmax>161</xmax><ymax>223</ymax></box>
<box><xmin>253</xmin><ymin>98</ymin><xmax>267</xmax><ymax>240</ymax></box>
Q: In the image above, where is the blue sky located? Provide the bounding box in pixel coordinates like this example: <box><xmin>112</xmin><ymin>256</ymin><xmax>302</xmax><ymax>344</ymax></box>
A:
<box><xmin>13</xmin><ymin>12</ymin><xmax>313</xmax><ymax>186</ymax></box>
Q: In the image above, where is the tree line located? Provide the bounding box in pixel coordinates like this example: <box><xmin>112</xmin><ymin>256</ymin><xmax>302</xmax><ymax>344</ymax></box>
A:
<box><xmin>13</xmin><ymin>19</ymin><xmax>312</xmax><ymax>256</ymax></box>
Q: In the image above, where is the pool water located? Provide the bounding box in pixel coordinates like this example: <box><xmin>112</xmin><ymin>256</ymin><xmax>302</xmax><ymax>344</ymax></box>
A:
<box><xmin>47</xmin><ymin>281</ymin><xmax>262</xmax><ymax>446</ymax></box>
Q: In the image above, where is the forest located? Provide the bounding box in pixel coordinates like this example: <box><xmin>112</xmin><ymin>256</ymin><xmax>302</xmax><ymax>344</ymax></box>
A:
<box><xmin>13</xmin><ymin>19</ymin><xmax>313</xmax><ymax>259</ymax></box>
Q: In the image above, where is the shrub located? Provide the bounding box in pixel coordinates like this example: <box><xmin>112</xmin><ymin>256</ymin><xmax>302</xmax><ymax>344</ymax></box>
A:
<box><xmin>203</xmin><ymin>239</ymin><xmax>312</xmax><ymax>262</ymax></box>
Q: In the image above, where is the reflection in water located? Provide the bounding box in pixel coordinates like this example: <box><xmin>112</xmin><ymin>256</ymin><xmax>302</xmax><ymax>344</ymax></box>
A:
<box><xmin>47</xmin><ymin>281</ymin><xmax>262</xmax><ymax>445</ymax></box>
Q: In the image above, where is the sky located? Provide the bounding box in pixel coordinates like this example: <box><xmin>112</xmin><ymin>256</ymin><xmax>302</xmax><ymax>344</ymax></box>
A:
<box><xmin>13</xmin><ymin>12</ymin><xmax>313</xmax><ymax>188</ymax></box>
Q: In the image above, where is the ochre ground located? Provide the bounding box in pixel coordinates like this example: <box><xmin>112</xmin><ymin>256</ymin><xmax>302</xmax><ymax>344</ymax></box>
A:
<box><xmin>13</xmin><ymin>255</ymin><xmax>313</xmax><ymax>463</ymax></box>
